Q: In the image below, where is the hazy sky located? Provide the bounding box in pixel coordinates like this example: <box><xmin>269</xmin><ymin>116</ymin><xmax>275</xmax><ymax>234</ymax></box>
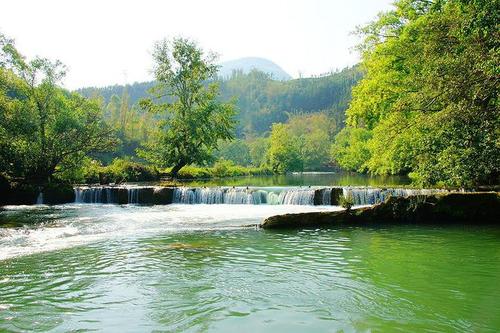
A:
<box><xmin>0</xmin><ymin>0</ymin><xmax>394</xmax><ymax>89</ymax></box>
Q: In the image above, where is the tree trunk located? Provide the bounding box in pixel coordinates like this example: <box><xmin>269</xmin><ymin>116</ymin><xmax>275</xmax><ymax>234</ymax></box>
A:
<box><xmin>170</xmin><ymin>162</ymin><xmax>187</xmax><ymax>178</ymax></box>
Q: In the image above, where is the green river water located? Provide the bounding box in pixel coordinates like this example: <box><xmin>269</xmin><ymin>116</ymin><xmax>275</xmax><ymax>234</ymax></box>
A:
<box><xmin>0</xmin><ymin>173</ymin><xmax>499</xmax><ymax>332</ymax></box>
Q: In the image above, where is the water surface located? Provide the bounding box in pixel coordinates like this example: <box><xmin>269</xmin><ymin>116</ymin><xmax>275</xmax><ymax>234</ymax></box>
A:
<box><xmin>1</xmin><ymin>204</ymin><xmax>499</xmax><ymax>332</ymax></box>
<box><xmin>166</xmin><ymin>171</ymin><xmax>411</xmax><ymax>187</ymax></box>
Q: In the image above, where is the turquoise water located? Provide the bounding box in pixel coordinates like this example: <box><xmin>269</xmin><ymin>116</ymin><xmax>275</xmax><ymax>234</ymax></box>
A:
<box><xmin>166</xmin><ymin>171</ymin><xmax>411</xmax><ymax>187</ymax></box>
<box><xmin>1</xmin><ymin>204</ymin><xmax>499</xmax><ymax>332</ymax></box>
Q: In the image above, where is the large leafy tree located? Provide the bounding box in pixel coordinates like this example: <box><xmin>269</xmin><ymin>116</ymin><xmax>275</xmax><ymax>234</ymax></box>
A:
<box><xmin>332</xmin><ymin>0</ymin><xmax>499</xmax><ymax>187</ymax></box>
<box><xmin>140</xmin><ymin>38</ymin><xmax>236</xmax><ymax>177</ymax></box>
<box><xmin>267</xmin><ymin>123</ymin><xmax>303</xmax><ymax>173</ymax></box>
<box><xmin>0</xmin><ymin>33</ymin><xmax>115</xmax><ymax>184</ymax></box>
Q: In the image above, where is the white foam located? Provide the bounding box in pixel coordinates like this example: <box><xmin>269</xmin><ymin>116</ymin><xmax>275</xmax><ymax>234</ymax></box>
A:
<box><xmin>0</xmin><ymin>204</ymin><xmax>342</xmax><ymax>261</ymax></box>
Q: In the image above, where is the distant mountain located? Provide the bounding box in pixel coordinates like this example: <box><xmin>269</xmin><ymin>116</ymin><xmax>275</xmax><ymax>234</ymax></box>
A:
<box><xmin>219</xmin><ymin>57</ymin><xmax>292</xmax><ymax>81</ymax></box>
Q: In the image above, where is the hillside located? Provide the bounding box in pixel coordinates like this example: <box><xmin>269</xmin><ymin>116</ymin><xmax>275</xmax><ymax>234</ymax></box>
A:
<box><xmin>77</xmin><ymin>65</ymin><xmax>362</xmax><ymax>136</ymax></box>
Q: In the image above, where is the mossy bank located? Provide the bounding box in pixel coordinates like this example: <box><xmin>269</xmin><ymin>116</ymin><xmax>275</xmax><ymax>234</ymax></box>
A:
<box><xmin>260</xmin><ymin>192</ymin><xmax>500</xmax><ymax>229</ymax></box>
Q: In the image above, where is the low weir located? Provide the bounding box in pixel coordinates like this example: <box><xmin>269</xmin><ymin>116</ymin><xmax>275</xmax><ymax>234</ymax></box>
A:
<box><xmin>73</xmin><ymin>186</ymin><xmax>444</xmax><ymax>206</ymax></box>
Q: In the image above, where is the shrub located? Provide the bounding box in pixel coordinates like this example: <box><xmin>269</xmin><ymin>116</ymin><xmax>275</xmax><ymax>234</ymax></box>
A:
<box><xmin>339</xmin><ymin>192</ymin><xmax>354</xmax><ymax>211</ymax></box>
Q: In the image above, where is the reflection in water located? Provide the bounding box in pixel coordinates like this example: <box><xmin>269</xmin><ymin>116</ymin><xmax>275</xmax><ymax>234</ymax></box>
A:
<box><xmin>167</xmin><ymin>171</ymin><xmax>411</xmax><ymax>187</ymax></box>
<box><xmin>0</xmin><ymin>204</ymin><xmax>499</xmax><ymax>332</ymax></box>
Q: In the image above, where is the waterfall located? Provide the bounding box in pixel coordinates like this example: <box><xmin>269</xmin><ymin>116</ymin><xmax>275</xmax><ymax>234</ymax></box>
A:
<box><xmin>73</xmin><ymin>185</ymin><xmax>446</xmax><ymax>206</ymax></box>
<box><xmin>321</xmin><ymin>188</ymin><xmax>332</xmax><ymax>206</ymax></box>
<box><xmin>36</xmin><ymin>192</ymin><xmax>43</xmax><ymax>204</ymax></box>
<box><xmin>128</xmin><ymin>188</ymin><xmax>139</xmax><ymax>204</ymax></box>
<box><xmin>278</xmin><ymin>189</ymin><xmax>315</xmax><ymax>205</ymax></box>
<box><xmin>172</xmin><ymin>187</ymin><xmax>317</xmax><ymax>205</ymax></box>
<box><xmin>342</xmin><ymin>187</ymin><xmax>443</xmax><ymax>205</ymax></box>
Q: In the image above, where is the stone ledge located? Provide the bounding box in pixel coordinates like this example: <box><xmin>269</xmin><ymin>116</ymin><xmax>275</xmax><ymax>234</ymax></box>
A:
<box><xmin>260</xmin><ymin>192</ymin><xmax>500</xmax><ymax>229</ymax></box>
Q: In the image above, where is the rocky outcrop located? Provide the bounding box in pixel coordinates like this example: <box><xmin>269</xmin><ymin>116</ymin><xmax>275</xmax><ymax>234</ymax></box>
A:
<box><xmin>43</xmin><ymin>184</ymin><xmax>75</xmax><ymax>205</ymax></box>
<box><xmin>313</xmin><ymin>187</ymin><xmax>343</xmax><ymax>205</ymax></box>
<box><xmin>0</xmin><ymin>182</ymin><xmax>75</xmax><ymax>205</ymax></box>
<box><xmin>261</xmin><ymin>192</ymin><xmax>500</xmax><ymax>229</ymax></box>
<box><xmin>137</xmin><ymin>187</ymin><xmax>154</xmax><ymax>204</ymax></box>
<box><xmin>153</xmin><ymin>187</ymin><xmax>174</xmax><ymax>204</ymax></box>
<box><xmin>330</xmin><ymin>188</ymin><xmax>344</xmax><ymax>205</ymax></box>
<box><xmin>0</xmin><ymin>184</ymin><xmax>38</xmax><ymax>205</ymax></box>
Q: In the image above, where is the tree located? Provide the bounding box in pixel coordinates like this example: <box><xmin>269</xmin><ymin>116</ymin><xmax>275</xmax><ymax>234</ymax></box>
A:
<box><xmin>214</xmin><ymin>139</ymin><xmax>252</xmax><ymax>166</ymax></box>
<box><xmin>140</xmin><ymin>37</ymin><xmax>236</xmax><ymax>177</ymax></box>
<box><xmin>331</xmin><ymin>127</ymin><xmax>372</xmax><ymax>172</ymax></box>
<box><xmin>333</xmin><ymin>0</ymin><xmax>499</xmax><ymax>187</ymax></box>
<box><xmin>248</xmin><ymin>137</ymin><xmax>270</xmax><ymax>167</ymax></box>
<box><xmin>287</xmin><ymin>113</ymin><xmax>337</xmax><ymax>170</ymax></box>
<box><xmin>0</xmin><ymin>33</ymin><xmax>115</xmax><ymax>184</ymax></box>
<box><xmin>267</xmin><ymin>123</ymin><xmax>303</xmax><ymax>173</ymax></box>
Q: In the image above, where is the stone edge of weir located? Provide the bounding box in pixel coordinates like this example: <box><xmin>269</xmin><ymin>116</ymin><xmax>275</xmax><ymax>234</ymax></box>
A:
<box><xmin>72</xmin><ymin>185</ymin><xmax>449</xmax><ymax>206</ymax></box>
<box><xmin>259</xmin><ymin>192</ymin><xmax>500</xmax><ymax>229</ymax></box>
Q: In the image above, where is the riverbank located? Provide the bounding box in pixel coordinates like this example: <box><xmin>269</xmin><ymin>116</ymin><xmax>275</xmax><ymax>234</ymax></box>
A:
<box><xmin>261</xmin><ymin>192</ymin><xmax>500</xmax><ymax>229</ymax></box>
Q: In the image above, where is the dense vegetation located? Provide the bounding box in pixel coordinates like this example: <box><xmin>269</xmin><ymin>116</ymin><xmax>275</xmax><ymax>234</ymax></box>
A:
<box><xmin>77</xmin><ymin>64</ymin><xmax>361</xmax><ymax>174</ymax></box>
<box><xmin>331</xmin><ymin>0</ymin><xmax>499</xmax><ymax>187</ymax></box>
<box><xmin>138</xmin><ymin>38</ymin><xmax>236</xmax><ymax>177</ymax></box>
<box><xmin>1</xmin><ymin>0</ymin><xmax>498</xmax><ymax>191</ymax></box>
<box><xmin>0</xmin><ymin>34</ymin><xmax>115</xmax><ymax>186</ymax></box>
<box><xmin>78</xmin><ymin>66</ymin><xmax>361</xmax><ymax>137</ymax></box>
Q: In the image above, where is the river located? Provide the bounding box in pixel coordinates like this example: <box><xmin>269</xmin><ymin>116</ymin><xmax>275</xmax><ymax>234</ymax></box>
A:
<box><xmin>0</xmin><ymin>173</ymin><xmax>498</xmax><ymax>331</ymax></box>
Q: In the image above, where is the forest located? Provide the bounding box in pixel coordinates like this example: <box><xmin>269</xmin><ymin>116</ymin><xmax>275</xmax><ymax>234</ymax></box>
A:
<box><xmin>1</xmin><ymin>0</ymin><xmax>498</xmax><ymax>191</ymax></box>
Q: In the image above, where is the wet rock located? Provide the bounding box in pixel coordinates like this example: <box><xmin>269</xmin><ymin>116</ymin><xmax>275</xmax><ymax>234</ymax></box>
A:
<box><xmin>1</xmin><ymin>184</ymin><xmax>38</xmax><ymax>205</ymax></box>
<box><xmin>44</xmin><ymin>184</ymin><xmax>75</xmax><ymax>204</ymax></box>
<box><xmin>312</xmin><ymin>187</ymin><xmax>344</xmax><ymax>205</ymax></box>
<box><xmin>1</xmin><ymin>182</ymin><xmax>75</xmax><ymax>205</ymax></box>
<box><xmin>137</xmin><ymin>188</ymin><xmax>154</xmax><ymax>205</ymax></box>
<box><xmin>117</xmin><ymin>188</ymin><xmax>128</xmax><ymax>205</ymax></box>
<box><xmin>261</xmin><ymin>192</ymin><xmax>500</xmax><ymax>229</ymax></box>
<box><xmin>330</xmin><ymin>188</ymin><xmax>343</xmax><ymax>205</ymax></box>
<box><xmin>313</xmin><ymin>189</ymin><xmax>325</xmax><ymax>205</ymax></box>
<box><xmin>153</xmin><ymin>187</ymin><xmax>174</xmax><ymax>205</ymax></box>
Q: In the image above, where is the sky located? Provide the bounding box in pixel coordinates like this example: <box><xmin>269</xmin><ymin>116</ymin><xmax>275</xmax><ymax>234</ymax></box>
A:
<box><xmin>0</xmin><ymin>0</ymin><xmax>394</xmax><ymax>89</ymax></box>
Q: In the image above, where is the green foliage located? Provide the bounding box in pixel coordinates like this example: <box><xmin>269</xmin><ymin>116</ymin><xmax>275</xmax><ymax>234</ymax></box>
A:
<box><xmin>247</xmin><ymin>137</ymin><xmax>270</xmax><ymax>167</ymax></box>
<box><xmin>331</xmin><ymin>128</ymin><xmax>372</xmax><ymax>172</ymax></box>
<box><xmin>267</xmin><ymin>123</ymin><xmax>303</xmax><ymax>173</ymax></box>
<box><xmin>339</xmin><ymin>192</ymin><xmax>354</xmax><ymax>211</ymax></box>
<box><xmin>214</xmin><ymin>139</ymin><xmax>252</xmax><ymax>166</ymax></box>
<box><xmin>219</xmin><ymin>67</ymin><xmax>361</xmax><ymax>135</ymax></box>
<box><xmin>101</xmin><ymin>158</ymin><xmax>159</xmax><ymax>183</ymax></box>
<box><xmin>286</xmin><ymin>113</ymin><xmax>337</xmax><ymax>170</ymax></box>
<box><xmin>173</xmin><ymin>162</ymin><xmax>271</xmax><ymax>179</ymax></box>
<box><xmin>0</xmin><ymin>34</ymin><xmax>116</xmax><ymax>185</ymax></box>
<box><xmin>97</xmin><ymin>90</ymin><xmax>155</xmax><ymax>163</ymax></box>
<box><xmin>78</xmin><ymin>66</ymin><xmax>362</xmax><ymax>138</ymax></box>
<box><xmin>139</xmin><ymin>37</ymin><xmax>236</xmax><ymax>176</ymax></box>
<box><xmin>334</xmin><ymin>0</ymin><xmax>500</xmax><ymax>187</ymax></box>
<box><xmin>69</xmin><ymin>158</ymin><xmax>159</xmax><ymax>184</ymax></box>
<box><xmin>266</xmin><ymin>112</ymin><xmax>339</xmax><ymax>173</ymax></box>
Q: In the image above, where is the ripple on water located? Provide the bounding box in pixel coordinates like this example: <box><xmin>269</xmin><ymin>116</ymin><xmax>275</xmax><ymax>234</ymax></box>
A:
<box><xmin>1</xmin><ymin>207</ymin><xmax>500</xmax><ymax>332</ymax></box>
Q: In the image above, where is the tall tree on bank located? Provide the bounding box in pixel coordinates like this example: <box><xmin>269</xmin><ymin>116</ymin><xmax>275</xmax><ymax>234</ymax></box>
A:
<box><xmin>140</xmin><ymin>38</ymin><xmax>236</xmax><ymax>177</ymax></box>
<box><xmin>332</xmin><ymin>0</ymin><xmax>499</xmax><ymax>187</ymax></box>
<box><xmin>0</xmin><ymin>33</ymin><xmax>116</xmax><ymax>184</ymax></box>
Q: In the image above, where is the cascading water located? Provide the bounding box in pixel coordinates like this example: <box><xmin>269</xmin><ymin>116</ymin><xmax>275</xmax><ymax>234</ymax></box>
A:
<box><xmin>73</xmin><ymin>185</ymin><xmax>446</xmax><ymax>206</ymax></box>
<box><xmin>342</xmin><ymin>187</ymin><xmax>442</xmax><ymax>205</ymax></box>
<box><xmin>36</xmin><ymin>192</ymin><xmax>43</xmax><ymax>204</ymax></box>
<box><xmin>172</xmin><ymin>187</ymin><xmax>317</xmax><ymax>205</ymax></box>
<box><xmin>278</xmin><ymin>189</ymin><xmax>316</xmax><ymax>205</ymax></box>
<box><xmin>128</xmin><ymin>188</ymin><xmax>139</xmax><ymax>204</ymax></box>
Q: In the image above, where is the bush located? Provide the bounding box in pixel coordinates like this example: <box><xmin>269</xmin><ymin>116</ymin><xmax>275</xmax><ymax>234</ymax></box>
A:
<box><xmin>102</xmin><ymin>158</ymin><xmax>159</xmax><ymax>183</ymax></box>
<box><xmin>176</xmin><ymin>166</ymin><xmax>212</xmax><ymax>179</ymax></box>
<box><xmin>166</xmin><ymin>160</ymin><xmax>273</xmax><ymax>179</ymax></box>
<box><xmin>339</xmin><ymin>192</ymin><xmax>354</xmax><ymax>211</ymax></box>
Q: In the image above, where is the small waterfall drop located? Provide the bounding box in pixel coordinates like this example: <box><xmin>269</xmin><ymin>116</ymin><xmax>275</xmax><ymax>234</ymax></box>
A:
<box><xmin>73</xmin><ymin>185</ymin><xmax>446</xmax><ymax>206</ymax></box>
<box><xmin>342</xmin><ymin>187</ymin><xmax>442</xmax><ymax>205</ymax></box>
<box><xmin>36</xmin><ymin>192</ymin><xmax>43</xmax><ymax>204</ymax></box>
